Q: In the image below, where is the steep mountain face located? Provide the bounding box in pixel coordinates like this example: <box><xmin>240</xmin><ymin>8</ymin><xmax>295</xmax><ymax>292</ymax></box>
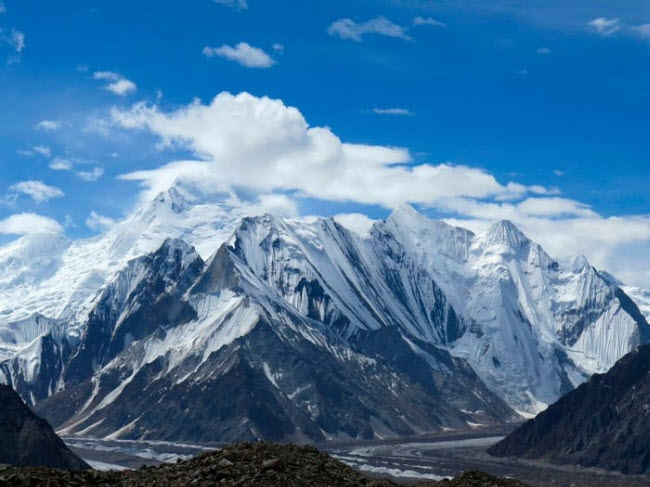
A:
<box><xmin>0</xmin><ymin>185</ymin><xmax>648</xmax><ymax>440</ymax></box>
<box><xmin>380</xmin><ymin>206</ymin><xmax>650</xmax><ymax>413</ymax></box>
<box><xmin>488</xmin><ymin>345</ymin><xmax>650</xmax><ymax>474</ymax></box>
<box><xmin>33</xmin><ymin>237</ymin><xmax>514</xmax><ymax>442</ymax></box>
<box><xmin>0</xmin><ymin>384</ymin><xmax>88</xmax><ymax>470</ymax></box>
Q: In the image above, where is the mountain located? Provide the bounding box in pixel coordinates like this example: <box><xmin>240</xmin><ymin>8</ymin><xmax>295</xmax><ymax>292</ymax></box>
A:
<box><xmin>377</xmin><ymin>206</ymin><xmax>650</xmax><ymax>413</ymax></box>
<box><xmin>488</xmin><ymin>345</ymin><xmax>650</xmax><ymax>474</ymax></box>
<box><xmin>1</xmin><ymin>184</ymin><xmax>649</xmax><ymax>441</ymax></box>
<box><xmin>0</xmin><ymin>384</ymin><xmax>88</xmax><ymax>470</ymax></box>
<box><xmin>30</xmin><ymin>235</ymin><xmax>515</xmax><ymax>442</ymax></box>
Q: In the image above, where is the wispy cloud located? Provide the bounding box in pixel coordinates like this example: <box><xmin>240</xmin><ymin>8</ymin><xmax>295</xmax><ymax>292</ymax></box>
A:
<box><xmin>537</xmin><ymin>47</ymin><xmax>552</xmax><ymax>54</ymax></box>
<box><xmin>327</xmin><ymin>17</ymin><xmax>411</xmax><ymax>42</ymax></box>
<box><xmin>202</xmin><ymin>42</ymin><xmax>275</xmax><ymax>68</ymax></box>
<box><xmin>36</xmin><ymin>120</ymin><xmax>61</xmax><ymax>131</ymax></box>
<box><xmin>588</xmin><ymin>17</ymin><xmax>623</xmax><ymax>37</ymax></box>
<box><xmin>413</xmin><ymin>16</ymin><xmax>446</xmax><ymax>28</ymax></box>
<box><xmin>0</xmin><ymin>2</ymin><xmax>6</xmax><ymax>14</ymax></box>
<box><xmin>76</xmin><ymin>166</ymin><xmax>104</xmax><ymax>182</ymax></box>
<box><xmin>372</xmin><ymin>107</ymin><xmax>414</xmax><ymax>116</ymax></box>
<box><xmin>93</xmin><ymin>71</ymin><xmax>137</xmax><ymax>96</ymax></box>
<box><xmin>17</xmin><ymin>146</ymin><xmax>51</xmax><ymax>158</ymax></box>
<box><xmin>213</xmin><ymin>0</ymin><xmax>247</xmax><ymax>10</ymax></box>
<box><xmin>9</xmin><ymin>180</ymin><xmax>65</xmax><ymax>203</ymax></box>
<box><xmin>1</xmin><ymin>28</ymin><xmax>25</xmax><ymax>64</ymax></box>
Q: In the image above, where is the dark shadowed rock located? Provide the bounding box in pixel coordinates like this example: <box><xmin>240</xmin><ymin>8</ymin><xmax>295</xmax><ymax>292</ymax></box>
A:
<box><xmin>0</xmin><ymin>384</ymin><xmax>88</xmax><ymax>470</ymax></box>
<box><xmin>488</xmin><ymin>344</ymin><xmax>650</xmax><ymax>474</ymax></box>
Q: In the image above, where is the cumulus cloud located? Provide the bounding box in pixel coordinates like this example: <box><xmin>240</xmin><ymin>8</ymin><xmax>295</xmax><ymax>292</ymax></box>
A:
<box><xmin>588</xmin><ymin>17</ymin><xmax>622</xmax><ymax>37</ymax></box>
<box><xmin>0</xmin><ymin>213</ymin><xmax>63</xmax><ymax>235</ymax></box>
<box><xmin>372</xmin><ymin>107</ymin><xmax>414</xmax><ymax>116</ymax></box>
<box><xmin>413</xmin><ymin>17</ymin><xmax>446</xmax><ymax>28</ymax></box>
<box><xmin>202</xmin><ymin>42</ymin><xmax>275</xmax><ymax>68</ymax></box>
<box><xmin>111</xmin><ymin>92</ymin><xmax>542</xmax><ymax>207</ymax></box>
<box><xmin>36</xmin><ymin>120</ymin><xmax>61</xmax><ymax>131</ymax></box>
<box><xmin>213</xmin><ymin>0</ymin><xmax>247</xmax><ymax>10</ymax></box>
<box><xmin>9</xmin><ymin>180</ymin><xmax>65</xmax><ymax>203</ymax></box>
<box><xmin>327</xmin><ymin>17</ymin><xmax>411</xmax><ymax>42</ymax></box>
<box><xmin>85</xmin><ymin>211</ymin><xmax>116</xmax><ymax>231</ymax></box>
<box><xmin>93</xmin><ymin>71</ymin><xmax>137</xmax><ymax>96</ymax></box>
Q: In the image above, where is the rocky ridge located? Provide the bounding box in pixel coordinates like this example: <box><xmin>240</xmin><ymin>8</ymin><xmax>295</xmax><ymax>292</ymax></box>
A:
<box><xmin>0</xmin><ymin>442</ymin><xmax>527</xmax><ymax>486</ymax></box>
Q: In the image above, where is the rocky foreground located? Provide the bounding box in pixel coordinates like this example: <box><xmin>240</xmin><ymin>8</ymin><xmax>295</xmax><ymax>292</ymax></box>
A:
<box><xmin>0</xmin><ymin>442</ymin><xmax>527</xmax><ymax>486</ymax></box>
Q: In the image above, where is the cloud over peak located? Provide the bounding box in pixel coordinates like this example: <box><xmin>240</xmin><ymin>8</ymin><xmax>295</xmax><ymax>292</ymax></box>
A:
<box><xmin>0</xmin><ymin>213</ymin><xmax>64</xmax><ymax>235</ymax></box>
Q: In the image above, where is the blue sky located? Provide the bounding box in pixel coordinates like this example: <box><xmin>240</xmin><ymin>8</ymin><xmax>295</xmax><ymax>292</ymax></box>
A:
<box><xmin>1</xmin><ymin>0</ymin><xmax>650</xmax><ymax>285</ymax></box>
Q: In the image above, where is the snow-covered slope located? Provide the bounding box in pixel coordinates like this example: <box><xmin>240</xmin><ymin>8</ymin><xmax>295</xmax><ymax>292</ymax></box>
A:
<box><xmin>0</xmin><ymin>186</ymin><xmax>648</xmax><ymax>432</ymax></box>
<box><xmin>0</xmin><ymin>183</ymin><xmax>281</xmax><ymax>328</ymax></box>
<box><xmin>381</xmin><ymin>206</ymin><xmax>650</xmax><ymax>413</ymax></box>
<box><xmin>28</xmin><ymin>238</ymin><xmax>515</xmax><ymax>442</ymax></box>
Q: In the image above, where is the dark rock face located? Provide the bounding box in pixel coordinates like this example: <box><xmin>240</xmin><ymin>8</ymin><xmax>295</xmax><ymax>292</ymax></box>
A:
<box><xmin>0</xmin><ymin>384</ymin><xmax>88</xmax><ymax>470</ymax></box>
<box><xmin>488</xmin><ymin>345</ymin><xmax>650</xmax><ymax>474</ymax></box>
<box><xmin>0</xmin><ymin>442</ymin><xmax>528</xmax><ymax>486</ymax></box>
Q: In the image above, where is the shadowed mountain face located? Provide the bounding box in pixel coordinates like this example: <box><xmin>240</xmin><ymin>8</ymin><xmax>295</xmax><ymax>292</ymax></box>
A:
<box><xmin>0</xmin><ymin>384</ymin><xmax>88</xmax><ymax>470</ymax></box>
<box><xmin>489</xmin><ymin>345</ymin><xmax>650</xmax><ymax>474</ymax></box>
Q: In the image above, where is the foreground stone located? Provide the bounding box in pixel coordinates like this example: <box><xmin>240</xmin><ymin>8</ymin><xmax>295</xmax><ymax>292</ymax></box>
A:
<box><xmin>0</xmin><ymin>442</ymin><xmax>528</xmax><ymax>486</ymax></box>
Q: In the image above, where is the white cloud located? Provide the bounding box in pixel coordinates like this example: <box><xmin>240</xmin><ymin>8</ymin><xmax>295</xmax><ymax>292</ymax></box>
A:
<box><xmin>49</xmin><ymin>157</ymin><xmax>74</xmax><ymax>171</ymax></box>
<box><xmin>255</xmin><ymin>194</ymin><xmax>299</xmax><ymax>217</ymax></box>
<box><xmin>272</xmin><ymin>43</ymin><xmax>285</xmax><ymax>53</ymax></box>
<box><xmin>553</xmin><ymin>169</ymin><xmax>564</xmax><ymax>177</ymax></box>
<box><xmin>93</xmin><ymin>71</ymin><xmax>137</xmax><ymax>96</ymax></box>
<box><xmin>76</xmin><ymin>166</ymin><xmax>104</xmax><ymax>182</ymax></box>
<box><xmin>1</xmin><ymin>29</ymin><xmax>25</xmax><ymax>64</ymax></box>
<box><xmin>633</xmin><ymin>23</ymin><xmax>650</xmax><ymax>38</ymax></box>
<box><xmin>0</xmin><ymin>213</ymin><xmax>63</xmax><ymax>235</ymax></box>
<box><xmin>36</xmin><ymin>120</ymin><xmax>61</xmax><ymax>131</ymax></box>
<box><xmin>372</xmin><ymin>107</ymin><xmax>414</xmax><ymax>116</ymax></box>
<box><xmin>413</xmin><ymin>16</ymin><xmax>446</xmax><ymax>28</ymax></box>
<box><xmin>537</xmin><ymin>47</ymin><xmax>552</xmax><ymax>54</ymax></box>
<box><xmin>17</xmin><ymin>146</ymin><xmax>51</xmax><ymax>158</ymax></box>
<box><xmin>202</xmin><ymin>42</ymin><xmax>275</xmax><ymax>68</ymax></box>
<box><xmin>32</xmin><ymin>145</ymin><xmax>51</xmax><ymax>158</ymax></box>
<box><xmin>588</xmin><ymin>17</ymin><xmax>622</xmax><ymax>37</ymax></box>
<box><xmin>85</xmin><ymin>211</ymin><xmax>116</xmax><ymax>231</ymax></box>
<box><xmin>327</xmin><ymin>17</ymin><xmax>411</xmax><ymax>42</ymax></box>
<box><xmin>0</xmin><ymin>3</ymin><xmax>6</xmax><ymax>14</ymax></box>
<box><xmin>333</xmin><ymin>213</ymin><xmax>376</xmax><ymax>237</ymax></box>
<box><xmin>213</xmin><ymin>0</ymin><xmax>247</xmax><ymax>10</ymax></box>
<box><xmin>111</xmin><ymin>92</ymin><xmax>546</xmax><ymax>208</ymax></box>
<box><xmin>109</xmin><ymin>91</ymin><xmax>650</xmax><ymax>287</ymax></box>
<box><xmin>8</xmin><ymin>180</ymin><xmax>65</xmax><ymax>203</ymax></box>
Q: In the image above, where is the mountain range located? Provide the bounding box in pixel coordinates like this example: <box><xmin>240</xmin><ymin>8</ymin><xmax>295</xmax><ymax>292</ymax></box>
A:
<box><xmin>0</xmin><ymin>181</ymin><xmax>648</xmax><ymax>442</ymax></box>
